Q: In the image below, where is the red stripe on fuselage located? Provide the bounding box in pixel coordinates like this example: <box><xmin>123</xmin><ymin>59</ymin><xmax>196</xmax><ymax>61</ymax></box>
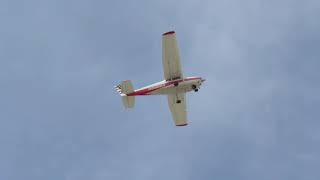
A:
<box><xmin>127</xmin><ymin>77</ymin><xmax>201</xmax><ymax>96</ymax></box>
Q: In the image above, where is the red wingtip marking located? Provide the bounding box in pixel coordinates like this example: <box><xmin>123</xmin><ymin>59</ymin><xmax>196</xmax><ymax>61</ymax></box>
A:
<box><xmin>176</xmin><ymin>123</ymin><xmax>188</xmax><ymax>126</ymax></box>
<box><xmin>163</xmin><ymin>31</ymin><xmax>175</xmax><ymax>36</ymax></box>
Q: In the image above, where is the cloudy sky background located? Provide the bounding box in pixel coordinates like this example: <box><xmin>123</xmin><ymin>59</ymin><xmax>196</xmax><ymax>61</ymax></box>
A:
<box><xmin>1</xmin><ymin>0</ymin><xmax>320</xmax><ymax>179</ymax></box>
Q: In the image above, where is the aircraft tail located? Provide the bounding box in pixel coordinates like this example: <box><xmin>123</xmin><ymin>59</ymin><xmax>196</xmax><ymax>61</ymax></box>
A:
<box><xmin>114</xmin><ymin>80</ymin><xmax>135</xmax><ymax>108</ymax></box>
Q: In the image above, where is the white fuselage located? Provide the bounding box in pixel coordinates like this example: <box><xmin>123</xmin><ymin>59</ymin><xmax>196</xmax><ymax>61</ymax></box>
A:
<box><xmin>127</xmin><ymin>76</ymin><xmax>205</xmax><ymax>96</ymax></box>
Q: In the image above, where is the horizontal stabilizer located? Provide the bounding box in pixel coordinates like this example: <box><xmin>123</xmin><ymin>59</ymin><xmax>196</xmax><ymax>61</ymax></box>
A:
<box><xmin>122</xmin><ymin>96</ymin><xmax>135</xmax><ymax>108</ymax></box>
<box><xmin>115</xmin><ymin>80</ymin><xmax>135</xmax><ymax>108</ymax></box>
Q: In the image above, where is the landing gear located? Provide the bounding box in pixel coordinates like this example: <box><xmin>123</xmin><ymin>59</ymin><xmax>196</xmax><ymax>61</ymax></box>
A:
<box><xmin>191</xmin><ymin>84</ymin><xmax>198</xmax><ymax>92</ymax></box>
<box><xmin>174</xmin><ymin>82</ymin><xmax>179</xmax><ymax>87</ymax></box>
<box><xmin>175</xmin><ymin>93</ymin><xmax>181</xmax><ymax>104</ymax></box>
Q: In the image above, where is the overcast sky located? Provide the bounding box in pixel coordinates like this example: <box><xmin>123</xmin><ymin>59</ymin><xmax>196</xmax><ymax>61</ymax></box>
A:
<box><xmin>1</xmin><ymin>0</ymin><xmax>320</xmax><ymax>179</ymax></box>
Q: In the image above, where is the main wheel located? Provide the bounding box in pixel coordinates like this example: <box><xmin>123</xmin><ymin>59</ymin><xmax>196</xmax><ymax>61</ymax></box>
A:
<box><xmin>195</xmin><ymin>89</ymin><xmax>198</xmax><ymax>92</ymax></box>
<box><xmin>192</xmin><ymin>85</ymin><xmax>197</xmax><ymax>90</ymax></box>
<box><xmin>176</xmin><ymin>100</ymin><xmax>181</xmax><ymax>103</ymax></box>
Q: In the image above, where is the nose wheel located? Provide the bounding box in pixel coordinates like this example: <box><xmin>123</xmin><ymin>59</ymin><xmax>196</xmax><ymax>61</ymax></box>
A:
<box><xmin>192</xmin><ymin>85</ymin><xmax>199</xmax><ymax>92</ymax></box>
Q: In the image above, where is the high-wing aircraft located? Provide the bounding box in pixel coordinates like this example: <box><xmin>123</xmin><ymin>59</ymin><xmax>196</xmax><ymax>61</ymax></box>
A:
<box><xmin>115</xmin><ymin>31</ymin><xmax>205</xmax><ymax>126</ymax></box>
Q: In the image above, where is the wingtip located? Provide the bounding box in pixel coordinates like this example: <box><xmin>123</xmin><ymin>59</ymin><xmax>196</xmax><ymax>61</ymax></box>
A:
<box><xmin>176</xmin><ymin>123</ymin><xmax>188</xmax><ymax>127</ymax></box>
<box><xmin>162</xmin><ymin>31</ymin><xmax>175</xmax><ymax>36</ymax></box>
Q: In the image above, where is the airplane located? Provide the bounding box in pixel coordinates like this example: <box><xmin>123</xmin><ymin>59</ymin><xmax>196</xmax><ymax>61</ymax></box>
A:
<box><xmin>115</xmin><ymin>31</ymin><xmax>205</xmax><ymax>126</ymax></box>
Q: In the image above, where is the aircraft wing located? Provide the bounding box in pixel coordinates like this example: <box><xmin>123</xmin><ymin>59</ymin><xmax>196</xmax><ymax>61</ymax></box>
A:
<box><xmin>167</xmin><ymin>93</ymin><xmax>188</xmax><ymax>126</ymax></box>
<box><xmin>162</xmin><ymin>31</ymin><xmax>183</xmax><ymax>80</ymax></box>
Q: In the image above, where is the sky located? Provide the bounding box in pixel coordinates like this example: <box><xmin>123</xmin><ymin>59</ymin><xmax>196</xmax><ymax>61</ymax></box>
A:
<box><xmin>1</xmin><ymin>0</ymin><xmax>320</xmax><ymax>179</ymax></box>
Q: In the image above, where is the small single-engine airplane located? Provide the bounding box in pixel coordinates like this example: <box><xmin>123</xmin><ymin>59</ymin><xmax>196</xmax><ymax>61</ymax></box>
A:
<box><xmin>115</xmin><ymin>31</ymin><xmax>205</xmax><ymax>126</ymax></box>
